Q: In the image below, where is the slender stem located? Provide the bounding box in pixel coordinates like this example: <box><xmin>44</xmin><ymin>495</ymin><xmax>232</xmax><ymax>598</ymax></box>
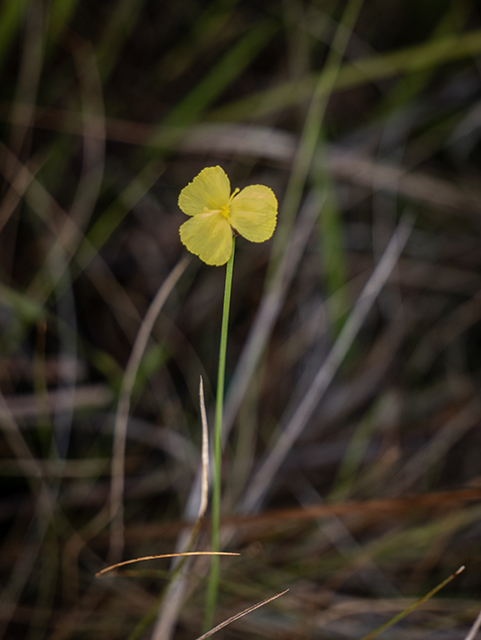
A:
<box><xmin>204</xmin><ymin>238</ymin><xmax>236</xmax><ymax>632</ymax></box>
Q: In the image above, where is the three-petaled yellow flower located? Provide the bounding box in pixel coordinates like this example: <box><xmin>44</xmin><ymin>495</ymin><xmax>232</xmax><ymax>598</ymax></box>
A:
<box><xmin>179</xmin><ymin>166</ymin><xmax>278</xmax><ymax>266</ymax></box>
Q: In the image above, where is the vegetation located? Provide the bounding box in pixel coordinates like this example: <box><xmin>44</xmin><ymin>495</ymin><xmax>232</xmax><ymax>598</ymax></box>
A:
<box><xmin>1</xmin><ymin>1</ymin><xmax>481</xmax><ymax>638</ymax></box>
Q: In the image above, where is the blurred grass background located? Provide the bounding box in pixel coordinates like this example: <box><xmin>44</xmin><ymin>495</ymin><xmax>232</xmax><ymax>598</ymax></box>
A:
<box><xmin>2</xmin><ymin>0</ymin><xmax>481</xmax><ymax>638</ymax></box>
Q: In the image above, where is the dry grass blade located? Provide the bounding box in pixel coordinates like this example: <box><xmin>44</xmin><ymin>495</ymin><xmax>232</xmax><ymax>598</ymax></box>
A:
<box><xmin>112</xmin><ymin>488</ymin><xmax>481</xmax><ymax>541</ymax></box>
<box><xmin>193</xmin><ymin>589</ymin><xmax>289</xmax><ymax>640</ymax></box>
<box><xmin>464</xmin><ymin>607</ymin><xmax>481</xmax><ymax>640</ymax></box>
<box><xmin>198</xmin><ymin>375</ymin><xmax>209</xmax><ymax>519</ymax></box>
<box><xmin>95</xmin><ymin>552</ymin><xmax>239</xmax><ymax>578</ymax></box>
<box><xmin>242</xmin><ymin>213</ymin><xmax>415</xmax><ymax>513</ymax></box>
<box><xmin>150</xmin><ymin>375</ymin><xmax>211</xmax><ymax>640</ymax></box>
<box><xmin>2</xmin><ymin>384</ymin><xmax>112</xmax><ymax>420</ymax></box>
<box><xmin>109</xmin><ymin>255</ymin><xmax>190</xmax><ymax>563</ymax></box>
<box><xmin>327</xmin><ymin>149</ymin><xmax>481</xmax><ymax>218</ymax></box>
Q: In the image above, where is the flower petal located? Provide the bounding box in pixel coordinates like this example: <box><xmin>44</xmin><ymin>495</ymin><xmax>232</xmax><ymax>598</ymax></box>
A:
<box><xmin>229</xmin><ymin>185</ymin><xmax>278</xmax><ymax>242</ymax></box>
<box><xmin>178</xmin><ymin>166</ymin><xmax>231</xmax><ymax>216</ymax></box>
<box><xmin>179</xmin><ymin>212</ymin><xmax>233</xmax><ymax>266</ymax></box>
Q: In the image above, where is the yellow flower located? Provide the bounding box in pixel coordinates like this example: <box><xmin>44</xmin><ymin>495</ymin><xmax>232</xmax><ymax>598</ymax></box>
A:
<box><xmin>179</xmin><ymin>166</ymin><xmax>278</xmax><ymax>266</ymax></box>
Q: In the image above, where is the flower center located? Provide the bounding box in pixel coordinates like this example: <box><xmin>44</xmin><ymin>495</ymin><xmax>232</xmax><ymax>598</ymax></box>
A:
<box><xmin>220</xmin><ymin>204</ymin><xmax>230</xmax><ymax>219</ymax></box>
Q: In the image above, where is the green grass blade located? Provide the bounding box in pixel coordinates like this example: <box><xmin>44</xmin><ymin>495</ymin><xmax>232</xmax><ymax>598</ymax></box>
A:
<box><xmin>271</xmin><ymin>0</ymin><xmax>364</xmax><ymax>264</ymax></box>
<box><xmin>209</xmin><ymin>27</ymin><xmax>481</xmax><ymax>122</ymax></box>
<box><xmin>360</xmin><ymin>566</ymin><xmax>465</xmax><ymax>640</ymax></box>
<box><xmin>150</xmin><ymin>19</ymin><xmax>278</xmax><ymax>145</ymax></box>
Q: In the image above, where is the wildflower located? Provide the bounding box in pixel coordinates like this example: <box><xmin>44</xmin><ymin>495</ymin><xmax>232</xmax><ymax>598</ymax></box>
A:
<box><xmin>179</xmin><ymin>166</ymin><xmax>277</xmax><ymax>266</ymax></box>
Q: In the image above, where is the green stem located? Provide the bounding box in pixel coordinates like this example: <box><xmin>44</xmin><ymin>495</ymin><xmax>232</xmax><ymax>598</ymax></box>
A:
<box><xmin>204</xmin><ymin>238</ymin><xmax>236</xmax><ymax>632</ymax></box>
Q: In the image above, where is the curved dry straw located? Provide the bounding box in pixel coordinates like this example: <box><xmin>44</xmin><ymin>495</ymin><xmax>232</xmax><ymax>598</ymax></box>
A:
<box><xmin>109</xmin><ymin>255</ymin><xmax>191</xmax><ymax>563</ymax></box>
<box><xmin>95</xmin><ymin>551</ymin><xmax>239</xmax><ymax>578</ymax></box>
